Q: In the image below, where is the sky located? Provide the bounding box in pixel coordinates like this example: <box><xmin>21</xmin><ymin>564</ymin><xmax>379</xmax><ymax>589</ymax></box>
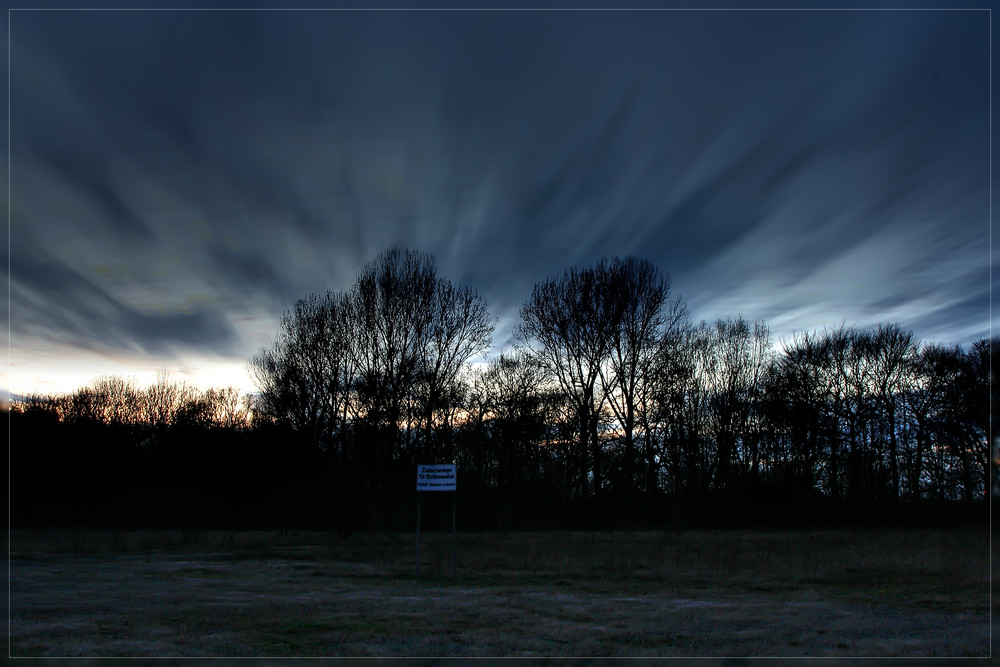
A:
<box><xmin>6</xmin><ymin>4</ymin><xmax>994</xmax><ymax>397</ymax></box>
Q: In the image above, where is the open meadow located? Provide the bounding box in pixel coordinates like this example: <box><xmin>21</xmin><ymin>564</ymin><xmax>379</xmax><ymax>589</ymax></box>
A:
<box><xmin>8</xmin><ymin>528</ymin><xmax>991</xmax><ymax>658</ymax></box>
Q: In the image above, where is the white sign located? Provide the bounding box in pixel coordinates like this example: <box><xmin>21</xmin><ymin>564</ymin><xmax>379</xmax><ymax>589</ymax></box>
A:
<box><xmin>416</xmin><ymin>464</ymin><xmax>456</xmax><ymax>492</ymax></box>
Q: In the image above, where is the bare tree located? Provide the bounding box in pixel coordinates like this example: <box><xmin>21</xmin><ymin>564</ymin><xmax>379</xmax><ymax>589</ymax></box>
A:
<box><xmin>142</xmin><ymin>369</ymin><xmax>195</xmax><ymax>429</ymax></box>
<box><xmin>202</xmin><ymin>386</ymin><xmax>252</xmax><ymax>430</ymax></box>
<box><xmin>933</xmin><ymin>339</ymin><xmax>990</xmax><ymax>502</ymax></box>
<box><xmin>417</xmin><ymin>278</ymin><xmax>495</xmax><ymax>462</ymax></box>
<box><xmin>902</xmin><ymin>342</ymin><xmax>956</xmax><ymax>500</ymax></box>
<box><xmin>769</xmin><ymin>330</ymin><xmax>837</xmax><ymax>496</ymax></box>
<box><xmin>90</xmin><ymin>375</ymin><xmax>144</xmax><ymax>425</ymax></box>
<box><xmin>348</xmin><ymin>249</ymin><xmax>436</xmax><ymax>469</ymax></box>
<box><xmin>702</xmin><ymin>316</ymin><xmax>773</xmax><ymax>494</ymax></box>
<box><xmin>347</xmin><ymin>248</ymin><xmax>495</xmax><ymax>472</ymax></box>
<box><xmin>517</xmin><ymin>263</ymin><xmax>617</xmax><ymax>497</ymax></box>
<box><xmin>250</xmin><ymin>291</ymin><xmax>355</xmax><ymax>455</ymax></box>
<box><xmin>482</xmin><ymin>351</ymin><xmax>550</xmax><ymax>486</ymax></box>
<box><xmin>598</xmin><ymin>257</ymin><xmax>686</xmax><ymax>495</ymax></box>
<box><xmin>864</xmin><ymin>324</ymin><xmax>918</xmax><ymax>501</ymax></box>
<box><xmin>251</xmin><ymin>248</ymin><xmax>493</xmax><ymax>482</ymax></box>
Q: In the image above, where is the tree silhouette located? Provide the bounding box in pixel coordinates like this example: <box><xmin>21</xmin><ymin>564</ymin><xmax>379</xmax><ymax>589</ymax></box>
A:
<box><xmin>10</xmin><ymin>247</ymin><xmax>992</xmax><ymax>531</ymax></box>
<box><xmin>702</xmin><ymin>316</ymin><xmax>773</xmax><ymax>495</ymax></box>
<box><xmin>249</xmin><ymin>248</ymin><xmax>494</xmax><ymax>502</ymax></box>
<box><xmin>250</xmin><ymin>290</ymin><xmax>354</xmax><ymax>457</ymax></box>
<box><xmin>416</xmin><ymin>276</ymin><xmax>495</xmax><ymax>464</ymax></box>
<box><xmin>598</xmin><ymin>257</ymin><xmax>686</xmax><ymax>497</ymax></box>
<box><xmin>517</xmin><ymin>262</ymin><xmax>618</xmax><ymax>498</ymax></box>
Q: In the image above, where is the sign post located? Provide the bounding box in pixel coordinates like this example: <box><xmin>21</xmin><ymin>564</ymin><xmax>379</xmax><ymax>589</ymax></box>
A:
<box><xmin>451</xmin><ymin>488</ymin><xmax>457</xmax><ymax>578</ymax></box>
<box><xmin>415</xmin><ymin>464</ymin><xmax>457</xmax><ymax>578</ymax></box>
<box><xmin>415</xmin><ymin>493</ymin><xmax>421</xmax><ymax>577</ymax></box>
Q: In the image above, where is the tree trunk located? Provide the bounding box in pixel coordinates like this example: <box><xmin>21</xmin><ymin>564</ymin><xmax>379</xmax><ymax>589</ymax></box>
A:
<box><xmin>590</xmin><ymin>411</ymin><xmax>602</xmax><ymax>497</ymax></box>
<box><xmin>886</xmin><ymin>400</ymin><xmax>899</xmax><ymax>501</ymax></box>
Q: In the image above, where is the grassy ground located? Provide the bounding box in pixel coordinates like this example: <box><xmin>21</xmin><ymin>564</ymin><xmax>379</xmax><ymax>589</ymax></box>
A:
<box><xmin>8</xmin><ymin>528</ymin><xmax>991</xmax><ymax>657</ymax></box>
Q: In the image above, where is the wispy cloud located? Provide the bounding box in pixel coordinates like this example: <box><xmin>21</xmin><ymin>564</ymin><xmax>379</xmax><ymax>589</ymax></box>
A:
<box><xmin>8</xmin><ymin>8</ymin><xmax>991</xmax><ymax>393</ymax></box>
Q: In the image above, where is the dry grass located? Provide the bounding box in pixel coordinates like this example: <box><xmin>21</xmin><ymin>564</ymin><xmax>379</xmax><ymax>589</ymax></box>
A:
<box><xmin>9</xmin><ymin>528</ymin><xmax>990</xmax><ymax>657</ymax></box>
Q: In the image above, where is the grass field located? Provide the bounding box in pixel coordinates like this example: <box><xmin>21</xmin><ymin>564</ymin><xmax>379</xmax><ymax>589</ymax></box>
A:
<box><xmin>8</xmin><ymin>528</ymin><xmax>992</xmax><ymax>657</ymax></box>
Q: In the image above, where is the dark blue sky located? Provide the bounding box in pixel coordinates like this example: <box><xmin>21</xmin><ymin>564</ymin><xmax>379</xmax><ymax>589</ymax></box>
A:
<box><xmin>7</xmin><ymin>5</ymin><xmax>993</xmax><ymax>394</ymax></box>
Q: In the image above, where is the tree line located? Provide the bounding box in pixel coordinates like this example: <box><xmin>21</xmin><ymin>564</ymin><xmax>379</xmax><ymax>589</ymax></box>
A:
<box><xmin>11</xmin><ymin>248</ymin><xmax>993</xmax><ymax>530</ymax></box>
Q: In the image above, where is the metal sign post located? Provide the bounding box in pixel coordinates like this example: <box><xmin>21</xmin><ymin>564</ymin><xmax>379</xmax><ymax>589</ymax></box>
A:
<box><xmin>451</xmin><ymin>490</ymin><xmax>457</xmax><ymax>578</ymax></box>
<box><xmin>415</xmin><ymin>494</ymin><xmax>421</xmax><ymax>577</ymax></box>
<box><xmin>415</xmin><ymin>464</ymin><xmax>457</xmax><ymax>578</ymax></box>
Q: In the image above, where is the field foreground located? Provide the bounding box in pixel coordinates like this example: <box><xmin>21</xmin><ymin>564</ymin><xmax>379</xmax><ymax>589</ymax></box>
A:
<box><xmin>9</xmin><ymin>528</ymin><xmax>991</xmax><ymax>657</ymax></box>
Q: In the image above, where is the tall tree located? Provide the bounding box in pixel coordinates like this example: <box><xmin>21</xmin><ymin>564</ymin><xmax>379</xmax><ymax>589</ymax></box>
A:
<box><xmin>644</xmin><ymin>320</ymin><xmax>718</xmax><ymax>499</ymax></box>
<box><xmin>249</xmin><ymin>291</ymin><xmax>355</xmax><ymax>456</ymax></box>
<box><xmin>349</xmin><ymin>248</ymin><xmax>437</xmax><ymax>473</ymax></box>
<box><xmin>251</xmin><ymin>248</ymin><xmax>494</xmax><ymax>482</ymax></box>
<box><xmin>598</xmin><ymin>257</ymin><xmax>686</xmax><ymax>496</ymax></box>
<box><xmin>517</xmin><ymin>263</ymin><xmax>618</xmax><ymax>497</ymax></box>
<box><xmin>349</xmin><ymin>248</ymin><xmax>495</xmax><ymax>471</ymax></box>
<box><xmin>417</xmin><ymin>278</ymin><xmax>495</xmax><ymax>463</ymax></box>
<box><xmin>767</xmin><ymin>330</ymin><xmax>831</xmax><ymax>495</ymax></box>
<box><xmin>864</xmin><ymin>324</ymin><xmax>918</xmax><ymax>501</ymax></box>
<box><xmin>144</xmin><ymin>369</ymin><xmax>196</xmax><ymax>430</ymax></box>
<box><xmin>702</xmin><ymin>316</ymin><xmax>773</xmax><ymax>494</ymax></box>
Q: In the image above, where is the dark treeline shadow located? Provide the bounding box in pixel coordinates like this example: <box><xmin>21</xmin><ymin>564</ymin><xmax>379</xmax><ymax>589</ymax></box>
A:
<box><xmin>10</xmin><ymin>249</ymin><xmax>993</xmax><ymax>532</ymax></box>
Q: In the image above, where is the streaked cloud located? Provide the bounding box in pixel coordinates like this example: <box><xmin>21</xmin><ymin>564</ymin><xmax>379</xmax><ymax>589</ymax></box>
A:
<box><xmin>8</xmin><ymin>8</ymin><xmax>991</xmax><ymax>394</ymax></box>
